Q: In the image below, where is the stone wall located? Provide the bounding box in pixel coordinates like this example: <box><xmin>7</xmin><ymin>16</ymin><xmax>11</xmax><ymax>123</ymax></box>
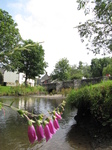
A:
<box><xmin>56</xmin><ymin>82</ymin><xmax>63</xmax><ymax>91</ymax></box>
<box><xmin>63</xmin><ymin>80</ymin><xmax>74</xmax><ymax>89</ymax></box>
<box><xmin>74</xmin><ymin>79</ymin><xmax>81</xmax><ymax>88</ymax></box>
<box><xmin>42</xmin><ymin>76</ymin><xmax>111</xmax><ymax>92</ymax></box>
<box><xmin>60</xmin><ymin>76</ymin><xmax>111</xmax><ymax>89</ymax></box>
<box><xmin>42</xmin><ymin>83</ymin><xmax>56</xmax><ymax>92</ymax></box>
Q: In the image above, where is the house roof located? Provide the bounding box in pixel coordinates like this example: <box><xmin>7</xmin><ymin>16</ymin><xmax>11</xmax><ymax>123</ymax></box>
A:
<box><xmin>41</xmin><ymin>72</ymin><xmax>49</xmax><ymax>82</ymax></box>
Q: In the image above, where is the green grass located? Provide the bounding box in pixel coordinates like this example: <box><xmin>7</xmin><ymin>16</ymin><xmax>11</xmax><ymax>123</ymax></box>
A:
<box><xmin>0</xmin><ymin>85</ymin><xmax>47</xmax><ymax>96</ymax></box>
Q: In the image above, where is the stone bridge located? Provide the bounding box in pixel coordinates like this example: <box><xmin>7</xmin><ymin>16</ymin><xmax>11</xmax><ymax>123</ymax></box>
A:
<box><xmin>42</xmin><ymin>76</ymin><xmax>111</xmax><ymax>93</ymax></box>
<box><xmin>42</xmin><ymin>82</ymin><xmax>62</xmax><ymax>93</ymax></box>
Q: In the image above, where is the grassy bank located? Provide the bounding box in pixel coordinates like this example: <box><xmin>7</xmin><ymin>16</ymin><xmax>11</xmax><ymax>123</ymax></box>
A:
<box><xmin>0</xmin><ymin>85</ymin><xmax>47</xmax><ymax>96</ymax></box>
<box><xmin>67</xmin><ymin>80</ymin><xmax>112</xmax><ymax>127</ymax></box>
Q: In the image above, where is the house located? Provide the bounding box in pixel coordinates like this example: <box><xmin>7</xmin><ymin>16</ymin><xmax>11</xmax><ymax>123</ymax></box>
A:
<box><xmin>40</xmin><ymin>72</ymin><xmax>51</xmax><ymax>84</ymax></box>
<box><xmin>36</xmin><ymin>77</ymin><xmax>41</xmax><ymax>85</ymax></box>
<box><xmin>0</xmin><ymin>69</ymin><xmax>35</xmax><ymax>86</ymax></box>
<box><xmin>106</xmin><ymin>74</ymin><xmax>111</xmax><ymax>77</ymax></box>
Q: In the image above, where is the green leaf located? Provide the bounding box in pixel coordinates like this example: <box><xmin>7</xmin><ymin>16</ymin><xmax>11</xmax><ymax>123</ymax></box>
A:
<box><xmin>17</xmin><ymin>109</ymin><xmax>24</xmax><ymax>117</ymax></box>
<box><xmin>10</xmin><ymin>101</ymin><xmax>14</xmax><ymax>107</ymax></box>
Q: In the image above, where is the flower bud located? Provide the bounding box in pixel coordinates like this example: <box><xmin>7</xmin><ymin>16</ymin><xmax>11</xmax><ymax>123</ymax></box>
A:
<box><xmin>28</xmin><ymin>123</ymin><xmax>37</xmax><ymax>144</ymax></box>
<box><xmin>43</xmin><ymin>121</ymin><xmax>52</xmax><ymax>142</ymax></box>
<box><xmin>55</xmin><ymin>112</ymin><xmax>62</xmax><ymax>120</ymax></box>
<box><xmin>53</xmin><ymin>118</ymin><xmax>59</xmax><ymax>130</ymax></box>
<box><xmin>48</xmin><ymin>119</ymin><xmax>56</xmax><ymax>134</ymax></box>
<box><xmin>36</xmin><ymin>123</ymin><xmax>45</xmax><ymax>142</ymax></box>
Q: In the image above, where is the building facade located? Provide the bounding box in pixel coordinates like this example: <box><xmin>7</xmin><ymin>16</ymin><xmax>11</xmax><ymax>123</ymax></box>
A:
<box><xmin>3</xmin><ymin>71</ymin><xmax>34</xmax><ymax>86</ymax></box>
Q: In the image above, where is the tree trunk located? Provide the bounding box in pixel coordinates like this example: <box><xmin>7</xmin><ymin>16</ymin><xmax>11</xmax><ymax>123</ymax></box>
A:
<box><xmin>25</xmin><ymin>75</ymin><xmax>28</xmax><ymax>87</ymax></box>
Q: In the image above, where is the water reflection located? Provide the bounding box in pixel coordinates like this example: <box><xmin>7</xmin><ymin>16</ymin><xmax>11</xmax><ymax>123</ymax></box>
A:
<box><xmin>0</xmin><ymin>96</ymin><xmax>92</xmax><ymax>150</ymax></box>
<box><xmin>66</xmin><ymin>124</ymin><xmax>92</xmax><ymax>150</ymax></box>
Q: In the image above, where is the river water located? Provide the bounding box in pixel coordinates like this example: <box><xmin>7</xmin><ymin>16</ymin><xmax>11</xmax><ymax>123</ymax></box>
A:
<box><xmin>0</xmin><ymin>96</ymin><xmax>92</xmax><ymax>150</ymax></box>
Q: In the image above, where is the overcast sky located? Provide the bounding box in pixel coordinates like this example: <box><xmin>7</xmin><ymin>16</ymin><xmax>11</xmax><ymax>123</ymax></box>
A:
<box><xmin>0</xmin><ymin>0</ymin><xmax>107</xmax><ymax>75</ymax></box>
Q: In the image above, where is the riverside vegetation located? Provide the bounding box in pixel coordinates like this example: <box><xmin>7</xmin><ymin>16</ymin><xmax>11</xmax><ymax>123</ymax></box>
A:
<box><xmin>0</xmin><ymin>85</ymin><xmax>47</xmax><ymax>96</ymax></box>
<box><xmin>67</xmin><ymin>80</ymin><xmax>112</xmax><ymax>127</ymax></box>
<box><xmin>66</xmin><ymin>80</ymin><xmax>112</xmax><ymax>148</ymax></box>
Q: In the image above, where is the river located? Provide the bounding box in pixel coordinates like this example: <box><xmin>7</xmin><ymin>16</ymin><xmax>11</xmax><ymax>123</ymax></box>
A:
<box><xmin>0</xmin><ymin>95</ymin><xmax>93</xmax><ymax>150</ymax></box>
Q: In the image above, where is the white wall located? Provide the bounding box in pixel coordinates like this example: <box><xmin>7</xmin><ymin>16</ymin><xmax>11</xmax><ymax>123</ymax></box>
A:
<box><xmin>4</xmin><ymin>71</ymin><xmax>19</xmax><ymax>86</ymax></box>
<box><xmin>4</xmin><ymin>71</ymin><xmax>35</xmax><ymax>86</ymax></box>
<box><xmin>18</xmin><ymin>73</ymin><xmax>25</xmax><ymax>85</ymax></box>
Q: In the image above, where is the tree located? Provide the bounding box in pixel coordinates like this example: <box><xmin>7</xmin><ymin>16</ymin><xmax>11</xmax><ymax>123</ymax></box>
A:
<box><xmin>0</xmin><ymin>9</ymin><xmax>21</xmax><ymax>67</ymax></box>
<box><xmin>10</xmin><ymin>39</ymin><xmax>48</xmax><ymax>86</ymax></box>
<box><xmin>76</xmin><ymin>1</ymin><xmax>112</xmax><ymax>54</ymax></box>
<box><xmin>78</xmin><ymin>61</ymin><xmax>83</xmax><ymax>70</ymax></box>
<box><xmin>90</xmin><ymin>57</ymin><xmax>111</xmax><ymax>77</ymax></box>
<box><xmin>0</xmin><ymin>72</ymin><xmax>3</xmax><ymax>85</ymax></box>
<box><xmin>51</xmin><ymin>58</ymin><xmax>70</xmax><ymax>81</ymax></box>
<box><xmin>103</xmin><ymin>64</ymin><xmax>112</xmax><ymax>76</ymax></box>
<box><xmin>82</xmin><ymin>64</ymin><xmax>92</xmax><ymax>78</ymax></box>
<box><xmin>69</xmin><ymin>62</ymin><xmax>92</xmax><ymax>79</ymax></box>
<box><xmin>69</xmin><ymin>65</ymin><xmax>83</xmax><ymax>79</ymax></box>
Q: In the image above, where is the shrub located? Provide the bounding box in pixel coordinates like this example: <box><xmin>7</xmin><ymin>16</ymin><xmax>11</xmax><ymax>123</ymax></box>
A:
<box><xmin>60</xmin><ymin>88</ymin><xmax>72</xmax><ymax>97</ymax></box>
<box><xmin>67</xmin><ymin>80</ymin><xmax>112</xmax><ymax>127</ymax></box>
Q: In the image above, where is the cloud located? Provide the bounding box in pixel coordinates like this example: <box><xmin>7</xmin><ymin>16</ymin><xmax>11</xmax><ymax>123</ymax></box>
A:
<box><xmin>6</xmin><ymin>0</ymin><xmax>102</xmax><ymax>74</ymax></box>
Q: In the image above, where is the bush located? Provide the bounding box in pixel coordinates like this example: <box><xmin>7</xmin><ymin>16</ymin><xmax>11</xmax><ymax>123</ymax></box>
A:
<box><xmin>60</xmin><ymin>88</ymin><xmax>72</xmax><ymax>97</ymax></box>
<box><xmin>67</xmin><ymin>80</ymin><xmax>112</xmax><ymax>127</ymax></box>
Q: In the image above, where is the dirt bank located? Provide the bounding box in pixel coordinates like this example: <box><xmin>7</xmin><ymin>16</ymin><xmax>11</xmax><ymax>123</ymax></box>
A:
<box><xmin>32</xmin><ymin>94</ymin><xmax>66</xmax><ymax>99</ymax></box>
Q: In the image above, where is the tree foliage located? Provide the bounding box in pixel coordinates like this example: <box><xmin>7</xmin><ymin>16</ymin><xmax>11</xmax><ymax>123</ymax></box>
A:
<box><xmin>82</xmin><ymin>64</ymin><xmax>92</xmax><ymax>78</ymax></box>
<box><xmin>69</xmin><ymin>64</ymin><xmax>83</xmax><ymax>79</ymax></box>
<box><xmin>51</xmin><ymin>57</ymin><xmax>112</xmax><ymax>80</ymax></box>
<box><xmin>103</xmin><ymin>64</ymin><xmax>112</xmax><ymax>76</ymax></box>
<box><xmin>51</xmin><ymin>58</ymin><xmax>70</xmax><ymax>81</ymax></box>
<box><xmin>90</xmin><ymin>57</ymin><xmax>111</xmax><ymax>77</ymax></box>
<box><xmin>0</xmin><ymin>9</ymin><xmax>21</xmax><ymax>66</ymax></box>
<box><xmin>10</xmin><ymin>39</ymin><xmax>47</xmax><ymax>85</ymax></box>
<box><xmin>77</xmin><ymin>61</ymin><xmax>83</xmax><ymax>70</ymax></box>
<box><xmin>76</xmin><ymin>0</ymin><xmax>112</xmax><ymax>54</ymax></box>
<box><xmin>71</xmin><ymin>61</ymin><xmax>92</xmax><ymax>79</ymax></box>
<box><xmin>51</xmin><ymin>60</ymin><xmax>92</xmax><ymax>80</ymax></box>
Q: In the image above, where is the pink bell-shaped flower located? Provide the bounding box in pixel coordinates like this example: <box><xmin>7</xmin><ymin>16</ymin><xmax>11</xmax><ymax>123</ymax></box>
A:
<box><xmin>36</xmin><ymin>124</ymin><xmax>45</xmax><ymax>142</ymax></box>
<box><xmin>48</xmin><ymin>119</ymin><xmax>56</xmax><ymax>134</ymax></box>
<box><xmin>44</xmin><ymin>122</ymin><xmax>52</xmax><ymax>142</ymax></box>
<box><xmin>55</xmin><ymin>112</ymin><xmax>62</xmax><ymax>120</ymax></box>
<box><xmin>28</xmin><ymin>124</ymin><xmax>37</xmax><ymax>144</ymax></box>
<box><xmin>53</xmin><ymin>117</ymin><xmax>59</xmax><ymax>130</ymax></box>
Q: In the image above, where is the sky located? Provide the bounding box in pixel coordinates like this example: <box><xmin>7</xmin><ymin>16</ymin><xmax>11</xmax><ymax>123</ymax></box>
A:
<box><xmin>0</xmin><ymin>0</ymin><xmax>108</xmax><ymax>75</ymax></box>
